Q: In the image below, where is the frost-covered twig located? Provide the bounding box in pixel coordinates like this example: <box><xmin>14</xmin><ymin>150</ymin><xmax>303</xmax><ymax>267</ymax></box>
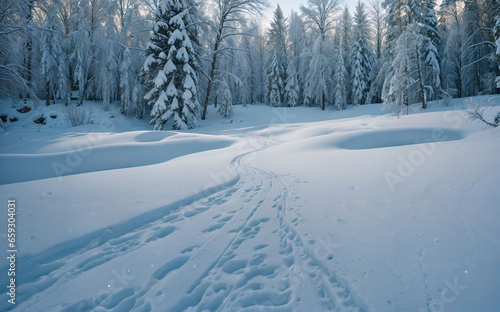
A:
<box><xmin>465</xmin><ymin>98</ymin><xmax>499</xmax><ymax>127</ymax></box>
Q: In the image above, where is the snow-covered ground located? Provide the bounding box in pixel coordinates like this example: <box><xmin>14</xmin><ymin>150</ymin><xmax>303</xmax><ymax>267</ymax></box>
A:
<box><xmin>1</xmin><ymin>97</ymin><xmax>499</xmax><ymax>311</ymax></box>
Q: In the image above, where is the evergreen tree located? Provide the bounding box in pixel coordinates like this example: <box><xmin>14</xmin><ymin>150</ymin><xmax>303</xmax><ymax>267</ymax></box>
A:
<box><xmin>143</xmin><ymin>0</ymin><xmax>200</xmax><ymax>130</ymax></box>
<box><xmin>268</xmin><ymin>51</ymin><xmax>282</xmax><ymax>107</ymax></box>
<box><xmin>284</xmin><ymin>58</ymin><xmax>299</xmax><ymax>107</ymax></box>
<box><xmin>289</xmin><ymin>11</ymin><xmax>306</xmax><ymax>103</ymax></box>
<box><xmin>383</xmin><ymin>25</ymin><xmax>428</xmax><ymax>114</ymax></box>
<box><xmin>351</xmin><ymin>1</ymin><xmax>374</xmax><ymax>105</ymax></box>
<box><xmin>267</xmin><ymin>5</ymin><xmax>288</xmax><ymax>105</ymax></box>
<box><xmin>301</xmin><ymin>0</ymin><xmax>339</xmax><ymax>110</ymax></box>
<box><xmin>341</xmin><ymin>6</ymin><xmax>353</xmax><ymax>102</ymax></box>
<box><xmin>333</xmin><ymin>37</ymin><xmax>347</xmax><ymax>109</ymax></box>
<box><xmin>218</xmin><ymin>77</ymin><xmax>233</xmax><ymax>117</ymax></box>
<box><xmin>420</xmin><ymin>0</ymin><xmax>441</xmax><ymax>100</ymax></box>
<box><xmin>120</xmin><ymin>47</ymin><xmax>132</xmax><ymax>115</ymax></box>
<box><xmin>41</xmin><ymin>11</ymin><xmax>62</xmax><ymax>106</ymax></box>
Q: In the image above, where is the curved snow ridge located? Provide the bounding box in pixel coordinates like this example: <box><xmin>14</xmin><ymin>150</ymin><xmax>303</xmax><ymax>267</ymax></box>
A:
<box><xmin>334</xmin><ymin>128</ymin><xmax>470</xmax><ymax>150</ymax></box>
<box><xmin>0</xmin><ymin>134</ymin><xmax>237</xmax><ymax>185</ymax></box>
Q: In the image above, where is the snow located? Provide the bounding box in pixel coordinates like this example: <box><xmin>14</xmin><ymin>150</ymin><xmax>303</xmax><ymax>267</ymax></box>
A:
<box><xmin>1</xmin><ymin>97</ymin><xmax>499</xmax><ymax>311</ymax></box>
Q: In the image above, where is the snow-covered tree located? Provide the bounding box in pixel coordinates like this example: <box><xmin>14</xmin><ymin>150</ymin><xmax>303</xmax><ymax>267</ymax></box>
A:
<box><xmin>120</xmin><ymin>47</ymin><xmax>132</xmax><ymax>115</ymax></box>
<box><xmin>143</xmin><ymin>0</ymin><xmax>200</xmax><ymax>130</ymax></box>
<box><xmin>268</xmin><ymin>51</ymin><xmax>282</xmax><ymax>107</ymax></box>
<box><xmin>288</xmin><ymin>11</ymin><xmax>306</xmax><ymax>102</ymax></box>
<box><xmin>301</xmin><ymin>0</ymin><xmax>340</xmax><ymax>110</ymax></box>
<box><xmin>200</xmin><ymin>0</ymin><xmax>267</xmax><ymax>120</ymax></box>
<box><xmin>284</xmin><ymin>58</ymin><xmax>299</xmax><ymax>107</ymax></box>
<box><xmin>383</xmin><ymin>25</ymin><xmax>428</xmax><ymax>114</ymax></box>
<box><xmin>440</xmin><ymin>0</ymin><xmax>464</xmax><ymax>98</ymax></box>
<box><xmin>71</xmin><ymin>5</ymin><xmax>92</xmax><ymax>106</ymax></box>
<box><xmin>267</xmin><ymin>5</ymin><xmax>288</xmax><ymax>105</ymax></box>
<box><xmin>333</xmin><ymin>37</ymin><xmax>347</xmax><ymax>109</ymax></box>
<box><xmin>218</xmin><ymin>77</ymin><xmax>233</xmax><ymax>117</ymax></box>
<box><xmin>351</xmin><ymin>1</ymin><xmax>374</xmax><ymax>105</ymax></box>
<box><xmin>341</xmin><ymin>6</ymin><xmax>353</xmax><ymax>102</ymax></box>
<box><xmin>40</xmin><ymin>11</ymin><xmax>62</xmax><ymax>106</ymax></box>
<box><xmin>420</xmin><ymin>0</ymin><xmax>441</xmax><ymax>100</ymax></box>
<box><xmin>496</xmin><ymin>15</ymin><xmax>500</xmax><ymax>88</ymax></box>
<box><xmin>369</xmin><ymin>0</ymin><xmax>385</xmax><ymax>60</ymax></box>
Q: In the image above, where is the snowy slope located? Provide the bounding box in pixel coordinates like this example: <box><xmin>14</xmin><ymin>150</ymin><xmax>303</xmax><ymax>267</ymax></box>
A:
<box><xmin>0</xmin><ymin>97</ymin><xmax>499</xmax><ymax>312</ymax></box>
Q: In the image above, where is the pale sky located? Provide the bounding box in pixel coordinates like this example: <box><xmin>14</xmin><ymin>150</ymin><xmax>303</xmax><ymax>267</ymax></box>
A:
<box><xmin>266</xmin><ymin>0</ymin><xmax>362</xmax><ymax>17</ymax></box>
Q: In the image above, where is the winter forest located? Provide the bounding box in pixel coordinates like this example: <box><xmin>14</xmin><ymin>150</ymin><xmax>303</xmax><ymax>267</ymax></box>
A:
<box><xmin>1</xmin><ymin>0</ymin><xmax>499</xmax><ymax>128</ymax></box>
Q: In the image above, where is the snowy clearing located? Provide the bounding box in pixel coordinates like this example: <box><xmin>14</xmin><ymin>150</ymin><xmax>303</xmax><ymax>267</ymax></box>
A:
<box><xmin>1</xmin><ymin>97</ymin><xmax>500</xmax><ymax>312</ymax></box>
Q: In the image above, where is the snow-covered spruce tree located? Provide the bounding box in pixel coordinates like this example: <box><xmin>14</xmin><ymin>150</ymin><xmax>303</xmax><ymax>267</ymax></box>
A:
<box><xmin>143</xmin><ymin>0</ymin><xmax>200</xmax><ymax>130</ymax></box>
<box><xmin>40</xmin><ymin>11</ymin><xmax>62</xmax><ymax>106</ymax></box>
<box><xmin>268</xmin><ymin>51</ymin><xmax>283</xmax><ymax>107</ymax></box>
<box><xmin>333</xmin><ymin>37</ymin><xmax>347</xmax><ymax>109</ymax></box>
<box><xmin>267</xmin><ymin>5</ymin><xmax>288</xmax><ymax>106</ymax></box>
<box><xmin>351</xmin><ymin>0</ymin><xmax>374</xmax><ymax>105</ymax></box>
<box><xmin>383</xmin><ymin>26</ymin><xmax>427</xmax><ymax>115</ymax></box>
<box><xmin>284</xmin><ymin>58</ymin><xmax>299</xmax><ymax>107</ymax></box>
<box><xmin>301</xmin><ymin>0</ymin><xmax>339</xmax><ymax>110</ymax></box>
<box><xmin>288</xmin><ymin>11</ymin><xmax>306</xmax><ymax>103</ymax></box>
<box><xmin>218</xmin><ymin>77</ymin><xmax>233</xmax><ymax>117</ymax></box>
<box><xmin>420</xmin><ymin>0</ymin><xmax>441</xmax><ymax>100</ymax></box>
<box><xmin>341</xmin><ymin>6</ymin><xmax>353</xmax><ymax>103</ymax></box>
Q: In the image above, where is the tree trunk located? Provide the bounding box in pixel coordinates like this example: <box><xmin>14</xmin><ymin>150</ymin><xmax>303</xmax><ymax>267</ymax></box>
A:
<box><xmin>202</xmin><ymin>34</ymin><xmax>221</xmax><ymax>120</ymax></box>
<box><xmin>416</xmin><ymin>45</ymin><xmax>427</xmax><ymax>109</ymax></box>
<box><xmin>46</xmin><ymin>80</ymin><xmax>50</xmax><ymax>106</ymax></box>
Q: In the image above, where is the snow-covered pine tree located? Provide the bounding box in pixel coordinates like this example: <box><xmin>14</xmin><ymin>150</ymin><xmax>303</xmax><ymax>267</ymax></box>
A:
<box><xmin>218</xmin><ymin>77</ymin><xmax>233</xmax><ymax>117</ymax></box>
<box><xmin>351</xmin><ymin>0</ymin><xmax>374</xmax><ymax>105</ymax></box>
<box><xmin>143</xmin><ymin>0</ymin><xmax>200</xmax><ymax>130</ymax></box>
<box><xmin>333</xmin><ymin>35</ymin><xmax>347</xmax><ymax>109</ymax></box>
<box><xmin>284</xmin><ymin>58</ymin><xmax>299</xmax><ymax>107</ymax></box>
<box><xmin>267</xmin><ymin>5</ymin><xmax>288</xmax><ymax>106</ymax></box>
<box><xmin>268</xmin><ymin>51</ymin><xmax>282</xmax><ymax>107</ymax></box>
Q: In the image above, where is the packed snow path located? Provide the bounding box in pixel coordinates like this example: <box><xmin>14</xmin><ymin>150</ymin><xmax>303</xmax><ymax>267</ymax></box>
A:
<box><xmin>9</xmin><ymin>136</ymin><xmax>366</xmax><ymax>312</ymax></box>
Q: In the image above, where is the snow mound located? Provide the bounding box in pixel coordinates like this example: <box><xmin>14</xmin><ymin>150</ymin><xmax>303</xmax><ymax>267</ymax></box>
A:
<box><xmin>134</xmin><ymin>131</ymin><xmax>175</xmax><ymax>142</ymax></box>
<box><xmin>336</xmin><ymin>128</ymin><xmax>468</xmax><ymax>150</ymax></box>
<box><xmin>0</xmin><ymin>134</ymin><xmax>236</xmax><ymax>185</ymax></box>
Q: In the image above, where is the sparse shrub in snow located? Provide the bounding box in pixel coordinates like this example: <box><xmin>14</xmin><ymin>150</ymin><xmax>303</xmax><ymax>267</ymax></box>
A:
<box><xmin>66</xmin><ymin>106</ymin><xmax>93</xmax><ymax>127</ymax></box>
<box><xmin>465</xmin><ymin>98</ymin><xmax>499</xmax><ymax>127</ymax></box>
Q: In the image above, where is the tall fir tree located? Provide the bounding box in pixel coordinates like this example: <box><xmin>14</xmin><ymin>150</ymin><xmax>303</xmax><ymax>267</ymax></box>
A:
<box><xmin>143</xmin><ymin>0</ymin><xmax>200</xmax><ymax>130</ymax></box>
<box><xmin>40</xmin><ymin>11</ymin><xmax>62</xmax><ymax>106</ymax></box>
<box><xmin>267</xmin><ymin>5</ymin><xmax>288</xmax><ymax>105</ymax></box>
<box><xmin>420</xmin><ymin>0</ymin><xmax>441</xmax><ymax>100</ymax></box>
<box><xmin>268</xmin><ymin>50</ymin><xmax>283</xmax><ymax>107</ymax></box>
<box><xmin>333</xmin><ymin>35</ymin><xmax>347</xmax><ymax>109</ymax></box>
<box><xmin>284</xmin><ymin>58</ymin><xmax>299</xmax><ymax>107</ymax></box>
<box><xmin>351</xmin><ymin>1</ymin><xmax>374</xmax><ymax>105</ymax></box>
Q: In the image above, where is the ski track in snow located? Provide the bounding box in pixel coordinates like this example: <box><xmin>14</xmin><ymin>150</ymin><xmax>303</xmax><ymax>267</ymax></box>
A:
<box><xmin>9</xmin><ymin>136</ymin><xmax>367</xmax><ymax>312</ymax></box>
